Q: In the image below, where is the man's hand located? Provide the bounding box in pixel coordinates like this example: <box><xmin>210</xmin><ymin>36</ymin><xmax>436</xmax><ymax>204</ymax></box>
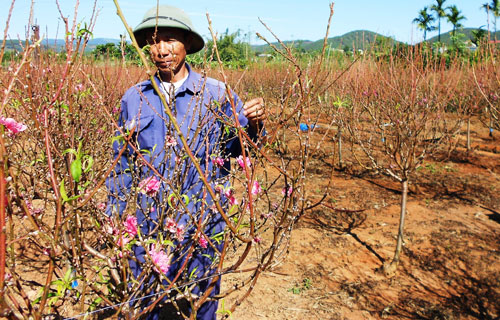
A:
<box><xmin>243</xmin><ymin>97</ymin><xmax>266</xmax><ymax>129</ymax></box>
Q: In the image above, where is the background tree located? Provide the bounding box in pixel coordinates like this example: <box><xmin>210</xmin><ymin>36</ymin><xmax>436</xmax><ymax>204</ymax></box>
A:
<box><xmin>482</xmin><ymin>0</ymin><xmax>500</xmax><ymax>38</ymax></box>
<box><xmin>92</xmin><ymin>42</ymin><xmax>120</xmax><ymax>59</ymax></box>
<box><xmin>446</xmin><ymin>5</ymin><xmax>466</xmax><ymax>36</ymax></box>
<box><xmin>413</xmin><ymin>7</ymin><xmax>437</xmax><ymax>41</ymax></box>
<box><xmin>204</xmin><ymin>29</ymin><xmax>251</xmax><ymax>68</ymax></box>
<box><xmin>471</xmin><ymin>27</ymin><xmax>488</xmax><ymax>46</ymax></box>
<box><xmin>431</xmin><ymin>0</ymin><xmax>448</xmax><ymax>42</ymax></box>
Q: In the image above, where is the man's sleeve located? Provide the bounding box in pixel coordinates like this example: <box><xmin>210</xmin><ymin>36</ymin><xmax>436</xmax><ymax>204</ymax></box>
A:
<box><xmin>224</xmin><ymin>91</ymin><xmax>264</xmax><ymax>157</ymax></box>
<box><xmin>105</xmin><ymin>97</ymin><xmax>133</xmax><ymax>217</ymax></box>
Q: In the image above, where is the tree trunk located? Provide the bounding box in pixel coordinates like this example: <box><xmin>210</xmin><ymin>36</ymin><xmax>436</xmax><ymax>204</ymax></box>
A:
<box><xmin>337</xmin><ymin>126</ymin><xmax>343</xmax><ymax>168</ymax></box>
<box><xmin>438</xmin><ymin>19</ymin><xmax>441</xmax><ymax>42</ymax></box>
<box><xmin>383</xmin><ymin>179</ymin><xmax>408</xmax><ymax>276</ymax></box>
<box><xmin>467</xmin><ymin>117</ymin><xmax>471</xmax><ymax>151</ymax></box>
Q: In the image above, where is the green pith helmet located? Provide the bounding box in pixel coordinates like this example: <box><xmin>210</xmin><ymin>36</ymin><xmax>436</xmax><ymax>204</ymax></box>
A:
<box><xmin>133</xmin><ymin>5</ymin><xmax>204</xmax><ymax>54</ymax></box>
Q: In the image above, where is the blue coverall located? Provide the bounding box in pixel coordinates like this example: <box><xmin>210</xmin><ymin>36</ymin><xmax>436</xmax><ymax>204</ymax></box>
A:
<box><xmin>106</xmin><ymin>64</ymin><xmax>258</xmax><ymax>319</ymax></box>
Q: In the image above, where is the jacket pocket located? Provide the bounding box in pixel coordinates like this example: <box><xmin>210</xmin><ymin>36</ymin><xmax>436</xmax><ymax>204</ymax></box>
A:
<box><xmin>125</xmin><ymin>115</ymin><xmax>155</xmax><ymax>150</ymax></box>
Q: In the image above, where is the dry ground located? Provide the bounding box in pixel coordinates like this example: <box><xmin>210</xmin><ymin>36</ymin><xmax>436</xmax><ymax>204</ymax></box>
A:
<box><xmin>225</xmin><ymin>121</ymin><xmax>500</xmax><ymax>320</ymax></box>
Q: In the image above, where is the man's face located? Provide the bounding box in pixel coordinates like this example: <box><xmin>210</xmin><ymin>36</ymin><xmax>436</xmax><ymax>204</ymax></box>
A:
<box><xmin>146</xmin><ymin>28</ymin><xmax>190</xmax><ymax>79</ymax></box>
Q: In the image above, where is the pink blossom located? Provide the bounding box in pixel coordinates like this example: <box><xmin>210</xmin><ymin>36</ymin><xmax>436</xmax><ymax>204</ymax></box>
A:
<box><xmin>117</xmin><ymin>234</ymin><xmax>131</xmax><ymax>248</ymax></box>
<box><xmin>25</xmin><ymin>199</ymin><xmax>43</xmax><ymax>216</ymax></box>
<box><xmin>165</xmin><ymin>218</ymin><xmax>177</xmax><ymax>233</ymax></box>
<box><xmin>272</xmin><ymin>202</ymin><xmax>279</xmax><ymax>210</ymax></box>
<box><xmin>261</xmin><ymin>212</ymin><xmax>273</xmax><ymax>219</ymax></box>
<box><xmin>0</xmin><ymin>117</ymin><xmax>27</xmax><ymax>135</ymax></box>
<box><xmin>251</xmin><ymin>181</ymin><xmax>262</xmax><ymax>195</ymax></box>
<box><xmin>97</xmin><ymin>202</ymin><xmax>106</xmax><ymax>211</ymax></box>
<box><xmin>228</xmin><ymin>195</ymin><xmax>238</xmax><ymax>206</ymax></box>
<box><xmin>125</xmin><ymin>216</ymin><xmax>138</xmax><ymax>236</ymax></box>
<box><xmin>74</xmin><ymin>83</ymin><xmax>84</xmax><ymax>91</ymax></box>
<box><xmin>149</xmin><ymin>244</ymin><xmax>170</xmax><ymax>274</ymax></box>
<box><xmin>175</xmin><ymin>225</ymin><xmax>185</xmax><ymax>241</ymax></box>
<box><xmin>165</xmin><ymin>135</ymin><xmax>177</xmax><ymax>147</ymax></box>
<box><xmin>198</xmin><ymin>235</ymin><xmax>208</xmax><ymax>249</ymax></box>
<box><xmin>212</xmin><ymin>157</ymin><xmax>225</xmax><ymax>167</ymax></box>
<box><xmin>224</xmin><ymin>188</ymin><xmax>238</xmax><ymax>205</ymax></box>
<box><xmin>281</xmin><ymin>186</ymin><xmax>293</xmax><ymax>197</ymax></box>
<box><xmin>224</xmin><ymin>188</ymin><xmax>233</xmax><ymax>198</ymax></box>
<box><xmin>104</xmin><ymin>219</ymin><xmax>118</xmax><ymax>235</ymax></box>
<box><xmin>236</xmin><ymin>155</ymin><xmax>251</xmax><ymax>169</ymax></box>
<box><xmin>253</xmin><ymin>236</ymin><xmax>262</xmax><ymax>243</ymax></box>
<box><xmin>138</xmin><ymin>176</ymin><xmax>161</xmax><ymax>196</ymax></box>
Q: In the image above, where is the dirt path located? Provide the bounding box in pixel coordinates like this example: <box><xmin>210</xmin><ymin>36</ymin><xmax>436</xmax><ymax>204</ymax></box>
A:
<box><xmin>225</xmin><ymin>130</ymin><xmax>500</xmax><ymax>320</ymax></box>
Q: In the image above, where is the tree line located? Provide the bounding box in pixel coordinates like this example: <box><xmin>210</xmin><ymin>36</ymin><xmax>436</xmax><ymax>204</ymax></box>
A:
<box><xmin>413</xmin><ymin>0</ymin><xmax>499</xmax><ymax>42</ymax></box>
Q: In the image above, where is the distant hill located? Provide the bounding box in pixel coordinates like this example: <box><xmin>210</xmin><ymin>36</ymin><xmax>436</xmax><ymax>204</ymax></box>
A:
<box><xmin>426</xmin><ymin>28</ymin><xmax>500</xmax><ymax>44</ymax></box>
<box><xmin>3</xmin><ymin>28</ymin><xmax>497</xmax><ymax>55</ymax></box>
<box><xmin>1</xmin><ymin>38</ymin><xmax>123</xmax><ymax>52</ymax></box>
<box><xmin>252</xmin><ymin>30</ymin><xmax>400</xmax><ymax>53</ymax></box>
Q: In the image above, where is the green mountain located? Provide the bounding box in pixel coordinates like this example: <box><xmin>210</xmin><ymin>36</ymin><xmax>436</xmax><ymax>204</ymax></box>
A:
<box><xmin>252</xmin><ymin>30</ymin><xmax>400</xmax><ymax>53</ymax></box>
<box><xmin>3</xmin><ymin>28</ymin><xmax>496</xmax><ymax>55</ymax></box>
<box><xmin>425</xmin><ymin>28</ymin><xmax>500</xmax><ymax>45</ymax></box>
<box><xmin>1</xmin><ymin>38</ymin><xmax>122</xmax><ymax>52</ymax></box>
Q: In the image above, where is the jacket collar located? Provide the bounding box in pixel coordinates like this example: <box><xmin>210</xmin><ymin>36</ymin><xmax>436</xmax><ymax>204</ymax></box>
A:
<box><xmin>148</xmin><ymin>63</ymin><xmax>203</xmax><ymax>96</ymax></box>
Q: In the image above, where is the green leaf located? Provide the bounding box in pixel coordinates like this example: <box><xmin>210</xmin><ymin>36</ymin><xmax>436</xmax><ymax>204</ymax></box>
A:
<box><xmin>83</xmin><ymin>155</ymin><xmax>94</xmax><ymax>173</ymax></box>
<box><xmin>60</xmin><ymin>179</ymin><xmax>69</xmax><ymax>202</ymax></box>
<box><xmin>167</xmin><ymin>193</ymin><xmax>176</xmax><ymax>207</ymax></box>
<box><xmin>162</xmin><ymin>240</ymin><xmax>174</xmax><ymax>247</ymax></box>
<box><xmin>62</xmin><ymin>148</ymin><xmax>78</xmax><ymax>156</ymax></box>
<box><xmin>111</xmin><ymin>135</ymin><xmax>125</xmax><ymax>145</ymax></box>
<box><xmin>70</xmin><ymin>158</ymin><xmax>82</xmax><ymax>182</ymax></box>
<box><xmin>228</xmin><ymin>204</ymin><xmax>239</xmax><ymax>215</ymax></box>
<box><xmin>210</xmin><ymin>231</ymin><xmax>224</xmax><ymax>244</ymax></box>
<box><xmin>60</xmin><ymin>103</ymin><xmax>69</xmax><ymax>112</ymax></box>
<box><xmin>189</xmin><ymin>267</ymin><xmax>198</xmax><ymax>279</ymax></box>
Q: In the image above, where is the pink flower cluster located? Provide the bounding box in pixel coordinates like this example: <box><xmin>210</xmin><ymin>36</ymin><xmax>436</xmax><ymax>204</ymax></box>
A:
<box><xmin>165</xmin><ymin>218</ymin><xmax>185</xmax><ymax>241</ymax></box>
<box><xmin>281</xmin><ymin>186</ymin><xmax>293</xmax><ymax>197</ymax></box>
<box><xmin>25</xmin><ymin>199</ymin><xmax>43</xmax><ymax>216</ymax></box>
<box><xmin>165</xmin><ymin>135</ymin><xmax>177</xmax><ymax>147</ymax></box>
<box><xmin>0</xmin><ymin>117</ymin><xmax>27</xmax><ymax>136</ymax></box>
<box><xmin>104</xmin><ymin>216</ymin><xmax>138</xmax><ymax>251</ymax></box>
<box><xmin>236</xmin><ymin>155</ymin><xmax>251</xmax><ymax>169</ymax></box>
<box><xmin>138</xmin><ymin>176</ymin><xmax>161</xmax><ymax>196</ymax></box>
<box><xmin>251</xmin><ymin>181</ymin><xmax>262</xmax><ymax>196</ymax></box>
<box><xmin>224</xmin><ymin>188</ymin><xmax>238</xmax><ymax>206</ymax></box>
<box><xmin>212</xmin><ymin>157</ymin><xmax>225</xmax><ymax>167</ymax></box>
<box><xmin>149</xmin><ymin>244</ymin><xmax>170</xmax><ymax>274</ymax></box>
<box><xmin>198</xmin><ymin>235</ymin><xmax>208</xmax><ymax>249</ymax></box>
<box><xmin>97</xmin><ymin>202</ymin><xmax>106</xmax><ymax>211</ymax></box>
<box><xmin>125</xmin><ymin>216</ymin><xmax>138</xmax><ymax>236</ymax></box>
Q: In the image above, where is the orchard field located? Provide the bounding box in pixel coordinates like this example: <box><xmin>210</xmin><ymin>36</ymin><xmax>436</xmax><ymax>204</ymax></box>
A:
<box><xmin>0</xmin><ymin>2</ymin><xmax>499</xmax><ymax>319</ymax></box>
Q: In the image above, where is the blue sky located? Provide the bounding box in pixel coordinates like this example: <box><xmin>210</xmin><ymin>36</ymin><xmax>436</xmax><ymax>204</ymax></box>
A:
<box><xmin>1</xmin><ymin>0</ymin><xmax>491</xmax><ymax>44</ymax></box>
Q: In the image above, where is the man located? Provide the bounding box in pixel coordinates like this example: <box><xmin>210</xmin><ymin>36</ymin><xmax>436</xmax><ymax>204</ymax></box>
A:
<box><xmin>106</xmin><ymin>4</ymin><xmax>265</xmax><ymax>320</ymax></box>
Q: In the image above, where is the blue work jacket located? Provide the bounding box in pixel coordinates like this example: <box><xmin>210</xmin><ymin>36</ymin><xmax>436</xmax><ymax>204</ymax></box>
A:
<box><xmin>106</xmin><ymin>64</ymin><xmax>257</xmax><ymax>236</ymax></box>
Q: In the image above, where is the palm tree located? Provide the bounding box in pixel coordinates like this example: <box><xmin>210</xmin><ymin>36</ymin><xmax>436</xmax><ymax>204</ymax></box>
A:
<box><xmin>413</xmin><ymin>7</ymin><xmax>437</xmax><ymax>41</ymax></box>
<box><xmin>471</xmin><ymin>27</ymin><xmax>487</xmax><ymax>46</ymax></box>
<box><xmin>431</xmin><ymin>0</ymin><xmax>448</xmax><ymax>42</ymax></box>
<box><xmin>446</xmin><ymin>5</ymin><xmax>466</xmax><ymax>36</ymax></box>
<box><xmin>482</xmin><ymin>0</ymin><xmax>500</xmax><ymax>38</ymax></box>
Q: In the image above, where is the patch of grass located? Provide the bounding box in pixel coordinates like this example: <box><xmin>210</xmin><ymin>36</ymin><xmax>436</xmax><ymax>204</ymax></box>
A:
<box><xmin>288</xmin><ymin>278</ymin><xmax>312</xmax><ymax>294</ymax></box>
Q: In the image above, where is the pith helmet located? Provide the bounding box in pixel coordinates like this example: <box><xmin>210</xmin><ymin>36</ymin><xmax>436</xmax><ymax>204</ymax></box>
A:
<box><xmin>133</xmin><ymin>5</ymin><xmax>204</xmax><ymax>54</ymax></box>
